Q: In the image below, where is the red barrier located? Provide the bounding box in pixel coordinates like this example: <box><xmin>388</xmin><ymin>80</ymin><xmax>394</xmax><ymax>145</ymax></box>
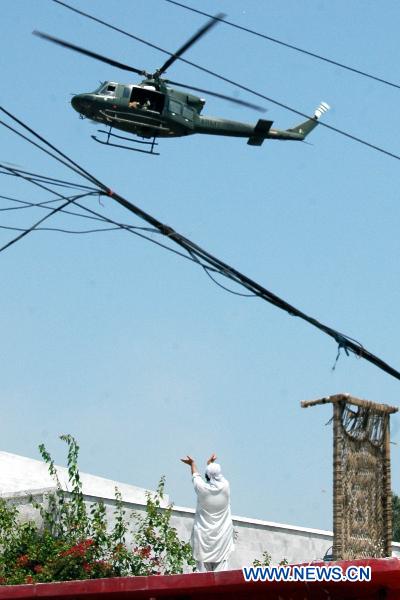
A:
<box><xmin>1</xmin><ymin>559</ymin><xmax>400</xmax><ymax>600</ymax></box>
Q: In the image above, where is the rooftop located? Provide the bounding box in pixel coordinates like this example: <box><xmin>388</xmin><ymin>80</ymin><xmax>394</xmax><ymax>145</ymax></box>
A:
<box><xmin>0</xmin><ymin>451</ymin><xmax>157</xmax><ymax>505</ymax></box>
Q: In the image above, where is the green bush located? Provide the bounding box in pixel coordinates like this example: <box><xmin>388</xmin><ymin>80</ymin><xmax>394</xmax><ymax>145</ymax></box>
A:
<box><xmin>0</xmin><ymin>435</ymin><xmax>195</xmax><ymax>584</ymax></box>
<box><xmin>393</xmin><ymin>493</ymin><xmax>400</xmax><ymax>543</ymax></box>
<box><xmin>252</xmin><ymin>550</ymin><xmax>288</xmax><ymax>567</ymax></box>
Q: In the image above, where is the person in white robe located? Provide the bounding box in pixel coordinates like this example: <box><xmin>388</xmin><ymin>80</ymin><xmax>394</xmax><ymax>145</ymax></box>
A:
<box><xmin>181</xmin><ymin>454</ymin><xmax>234</xmax><ymax>572</ymax></box>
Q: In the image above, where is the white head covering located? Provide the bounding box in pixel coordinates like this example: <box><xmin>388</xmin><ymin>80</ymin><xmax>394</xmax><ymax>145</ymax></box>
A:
<box><xmin>205</xmin><ymin>462</ymin><xmax>223</xmax><ymax>482</ymax></box>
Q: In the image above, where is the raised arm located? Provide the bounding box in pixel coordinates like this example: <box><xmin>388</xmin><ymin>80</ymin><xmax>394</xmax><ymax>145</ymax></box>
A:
<box><xmin>180</xmin><ymin>455</ymin><xmax>199</xmax><ymax>476</ymax></box>
<box><xmin>207</xmin><ymin>453</ymin><xmax>217</xmax><ymax>465</ymax></box>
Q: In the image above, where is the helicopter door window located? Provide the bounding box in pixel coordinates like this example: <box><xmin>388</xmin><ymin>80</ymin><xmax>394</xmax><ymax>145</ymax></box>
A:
<box><xmin>169</xmin><ymin>100</ymin><xmax>182</xmax><ymax>115</ymax></box>
<box><xmin>182</xmin><ymin>106</ymin><xmax>193</xmax><ymax>121</ymax></box>
<box><xmin>129</xmin><ymin>89</ymin><xmax>164</xmax><ymax>113</ymax></box>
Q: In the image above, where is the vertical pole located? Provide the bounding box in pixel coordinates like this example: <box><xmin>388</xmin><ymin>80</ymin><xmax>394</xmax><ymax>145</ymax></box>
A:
<box><xmin>333</xmin><ymin>402</ymin><xmax>343</xmax><ymax>560</ymax></box>
<box><xmin>383</xmin><ymin>416</ymin><xmax>392</xmax><ymax>556</ymax></box>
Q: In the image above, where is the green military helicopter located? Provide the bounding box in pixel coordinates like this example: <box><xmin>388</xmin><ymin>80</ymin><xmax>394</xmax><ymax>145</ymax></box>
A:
<box><xmin>34</xmin><ymin>15</ymin><xmax>329</xmax><ymax>155</ymax></box>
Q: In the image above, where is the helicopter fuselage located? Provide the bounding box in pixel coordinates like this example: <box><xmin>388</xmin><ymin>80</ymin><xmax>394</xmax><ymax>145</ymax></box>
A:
<box><xmin>71</xmin><ymin>80</ymin><xmax>308</xmax><ymax>146</ymax></box>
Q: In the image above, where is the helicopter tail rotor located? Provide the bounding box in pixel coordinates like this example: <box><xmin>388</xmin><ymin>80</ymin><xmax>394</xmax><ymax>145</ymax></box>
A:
<box><xmin>314</xmin><ymin>101</ymin><xmax>330</xmax><ymax>120</ymax></box>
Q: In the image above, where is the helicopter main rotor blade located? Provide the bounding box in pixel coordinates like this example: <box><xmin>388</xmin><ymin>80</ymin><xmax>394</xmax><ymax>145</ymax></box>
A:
<box><xmin>155</xmin><ymin>13</ymin><xmax>225</xmax><ymax>77</ymax></box>
<box><xmin>165</xmin><ymin>80</ymin><xmax>266</xmax><ymax>112</ymax></box>
<box><xmin>33</xmin><ymin>31</ymin><xmax>147</xmax><ymax>76</ymax></box>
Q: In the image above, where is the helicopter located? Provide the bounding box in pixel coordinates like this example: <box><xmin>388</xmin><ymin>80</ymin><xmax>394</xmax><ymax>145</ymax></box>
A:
<box><xmin>34</xmin><ymin>15</ymin><xmax>330</xmax><ymax>156</ymax></box>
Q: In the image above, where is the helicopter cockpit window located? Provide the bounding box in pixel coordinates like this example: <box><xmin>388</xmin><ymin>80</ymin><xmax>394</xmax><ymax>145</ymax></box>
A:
<box><xmin>96</xmin><ymin>83</ymin><xmax>117</xmax><ymax>96</ymax></box>
<box><xmin>93</xmin><ymin>83</ymin><xmax>104</xmax><ymax>94</ymax></box>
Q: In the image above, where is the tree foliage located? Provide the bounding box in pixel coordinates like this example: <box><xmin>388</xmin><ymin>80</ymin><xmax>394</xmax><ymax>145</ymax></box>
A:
<box><xmin>0</xmin><ymin>435</ymin><xmax>195</xmax><ymax>585</ymax></box>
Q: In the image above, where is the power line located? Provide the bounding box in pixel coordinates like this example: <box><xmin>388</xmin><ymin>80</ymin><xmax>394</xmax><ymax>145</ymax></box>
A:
<box><xmin>187</xmin><ymin>247</ymin><xmax>257</xmax><ymax>297</ymax></box>
<box><xmin>69</xmin><ymin>199</ymin><xmax>207</xmax><ymax>266</ymax></box>
<box><xmin>0</xmin><ymin>109</ymin><xmax>103</xmax><ymax>189</ymax></box>
<box><xmin>0</xmin><ymin>175</ymin><xmax>194</xmax><ymax>263</ymax></box>
<box><xmin>0</xmin><ymin>194</ymin><xmax>59</xmax><ymax>211</ymax></box>
<box><xmin>100</xmin><ymin>191</ymin><xmax>400</xmax><ymax>381</ymax></box>
<box><xmin>0</xmin><ymin>180</ymin><xmax>205</xmax><ymax>265</ymax></box>
<box><xmin>0</xmin><ymin>224</ymin><xmax>121</xmax><ymax>235</ymax></box>
<box><xmin>0</xmin><ymin>162</ymin><xmax>105</xmax><ymax>249</ymax></box>
<box><xmin>165</xmin><ymin>0</ymin><xmax>400</xmax><ymax>91</ymax></box>
<box><xmin>0</xmin><ymin>163</ymin><xmax>77</xmax><ymax>203</ymax></box>
<box><xmin>0</xmin><ymin>192</ymin><xmax>95</xmax><ymax>253</ymax></box>
<box><xmin>0</xmin><ymin>165</ymin><xmax>203</xmax><ymax>266</ymax></box>
<box><xmin>0</xmin><ymin>165</ymin><xmax>97</xmax><ymax>192</ymax></box>
<box><xmin>51</xmin><ymin>0</ymin><xmax>400</xmax><ymax>163</ymax></box>
<box><xmin>0</xmin><ymin>192</ymin><xmax>160</xmax><ymax>233</ymax></box>
<box><xmin>0</xmin><ymin>120</ymin><xmax>98</xmax><ymax>189</ymax></box>
<box><xmin>1</xmin><ymin>106</ymin><xmax>398</xmax><ymax>382</ymax></box>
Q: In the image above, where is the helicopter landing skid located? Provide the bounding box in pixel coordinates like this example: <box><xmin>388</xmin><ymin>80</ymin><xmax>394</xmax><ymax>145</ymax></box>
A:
<box><xmin>91</xmin><ymin>127</ymin><xmax>159</xmax><ymax>155</ymax></box>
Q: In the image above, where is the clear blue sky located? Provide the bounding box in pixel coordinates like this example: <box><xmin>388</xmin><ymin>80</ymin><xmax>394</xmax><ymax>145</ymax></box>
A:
<box><xmin>1</xmin><ymin>0</ymin><xmax>400</xmax><ymax>534</ymax></box>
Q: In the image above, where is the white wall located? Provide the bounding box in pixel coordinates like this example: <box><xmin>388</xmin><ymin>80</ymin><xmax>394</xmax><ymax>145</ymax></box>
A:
<box><xmin>169</xmin><ymin>505</ymin><xmax>333</xmax><ymax>566</ymax></box>
<box><xmin>6</xmin><ymin>488</ymin><xmax>399</xmax><ymax>568</ymax></box>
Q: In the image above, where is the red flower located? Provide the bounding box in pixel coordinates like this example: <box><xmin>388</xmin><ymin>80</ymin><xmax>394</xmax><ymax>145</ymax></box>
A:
<box><xmin>139</xmin><ymin>546</ymin><xmax>151</xmax><ymax>559</ymax></box>
<box><xmin>94</xmin><ymin>560</ymin><xmax>111</xmax><ymax>572</ymax></box>
<box><xmin>0</xmin><ymin>577</ymin><xmax>6</xmax><ymax>585</ymax></box>
<box><xmin>25</xmin><ymin>576</ymin><xmax>34</xmax><ymax>584</ymax></box>
<box><xmin>82</xmin><ymin>562</ymin><xmax>92</xmax><ymax>573</ymax></box>
<box><xmin>34</xmin><ymin>565</ymin><xmax>43</xmax><ymax>574</ymax></box>
<box><xmin>17</xmin><ymin>555</ymin><xmax>29</xmax><ymax>567</ymax></box>
<box><xmin>60</xmin><ymin>539</ymin><xmax>94</xmax><ymax>557</ymax></box>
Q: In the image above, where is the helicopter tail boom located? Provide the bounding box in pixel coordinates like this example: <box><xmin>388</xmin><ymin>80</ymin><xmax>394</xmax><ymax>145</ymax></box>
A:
<box><xmin>286</xmin><ymin>101</ymin><xmax>330</xmax><ymax>140</ymax></box>
<box><xmin>246</xmin><ymin>102</ymin><xmax>330</xmax><ymax>146</ymax></box>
